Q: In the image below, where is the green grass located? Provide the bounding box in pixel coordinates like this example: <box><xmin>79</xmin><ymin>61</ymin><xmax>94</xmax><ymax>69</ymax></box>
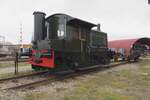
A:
<box><xmin>0</xmin><ymin>62</ymin><xmax>31</xmax><ymax>79</ymax></box>
<box><xmin>138</xmin><ymin>59</ymin><xmax>150</xmax><ymax>67</ymax></box>
<box><xmin>0</xmin><ymin>70</ymin><xmax>33</xmax><ymax>79</ymax></box>
<box><xmin>62</xmin><ymin>59</ymin><xmax>150</xmax><ymax>100</ymax></box>
<box><xmin>24</xmin><ymin>92</ymin><xmax>49</xmax><ymax>100</ymax></box>
<box><xmin>98</xmin><ymin>91</ymin><xmax>137</xmax><ymax>100</ymax></box>
<box><xmin>0</xmin><ymin>62</ymin><xmax>30</xmax><ymax>68</ymax></box>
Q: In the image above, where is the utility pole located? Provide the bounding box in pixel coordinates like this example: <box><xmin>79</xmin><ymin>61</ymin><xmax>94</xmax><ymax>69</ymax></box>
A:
<box><xmin>14</xmin><ymin>23</ymin><xmax>23</xmax><ymax>75</ymax></box>
<box><xmin>19</xmin><ymin>23</ymin><xmax>23</xmax><ymax>48</ymax></box>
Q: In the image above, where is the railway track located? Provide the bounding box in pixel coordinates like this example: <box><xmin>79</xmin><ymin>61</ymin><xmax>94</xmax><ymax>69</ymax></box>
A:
<box><xmin>2</xmin><ymin>61</ymin><xmax>129</xmax><ymax>90</ymax></box>
<box><xmin>0</xmin><ymin>71</ymin><xmax>48</xmax><ymax>82</ymax></box>
<box><xmin>0</xmin><ymin>71</ymin><xmax>50</xmax><ymax>90</ymax></box>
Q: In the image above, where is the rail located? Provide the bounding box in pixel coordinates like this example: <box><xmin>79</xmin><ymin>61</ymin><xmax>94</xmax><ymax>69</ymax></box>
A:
<box><xmin>0</xmin><ymin>71</ymin><xmax>48</xmax><ymax>82</ymax></box>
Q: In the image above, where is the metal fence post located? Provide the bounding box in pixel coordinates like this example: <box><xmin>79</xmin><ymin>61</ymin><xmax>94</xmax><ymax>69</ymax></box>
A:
<box><xmin>14</xmin><ymin>52</ymin><xmax>18</xmax><ymax>75</ymax></box>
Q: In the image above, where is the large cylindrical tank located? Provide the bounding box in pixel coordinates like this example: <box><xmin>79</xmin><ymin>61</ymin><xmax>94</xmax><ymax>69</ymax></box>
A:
<box><xmin>33</xmin><ymin>11</ymin><xmax>46</xmax><ymax>41</ymax></box>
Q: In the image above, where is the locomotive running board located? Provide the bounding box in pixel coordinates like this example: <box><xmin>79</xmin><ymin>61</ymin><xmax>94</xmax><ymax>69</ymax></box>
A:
<box><xmin>76</xmin><ymin>64</ymin><xmax>105</xmax><ymax>71</ymax></box>
<box><xmin>55</xmin><ymin>70</ymin><xmax>75</xmax><ymax>75</ymax></box>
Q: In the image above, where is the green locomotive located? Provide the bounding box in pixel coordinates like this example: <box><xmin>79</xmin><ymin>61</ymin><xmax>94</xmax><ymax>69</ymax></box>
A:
<box><xmin>30</xmin><ymin>12</ymin><xmax>109</xmax><ymax>71</ymax></box>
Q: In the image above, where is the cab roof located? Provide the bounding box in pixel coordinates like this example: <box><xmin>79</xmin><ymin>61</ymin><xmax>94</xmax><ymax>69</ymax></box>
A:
<box><xmin>46</xmin><ymin>13</ymin><xmax>97</xmax><ymax>28</ymax></box>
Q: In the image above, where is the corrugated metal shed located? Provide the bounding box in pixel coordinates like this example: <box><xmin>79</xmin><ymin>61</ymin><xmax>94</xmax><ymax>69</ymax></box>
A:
<box><xmin>108</xmin><ymin>37</ymin><xmax>150</xmax><ymax>56</ymax></box>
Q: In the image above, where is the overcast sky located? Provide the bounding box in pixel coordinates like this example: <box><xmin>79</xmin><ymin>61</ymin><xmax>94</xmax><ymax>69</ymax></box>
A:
<box><xmin>0</xmin><ymin>0</ymin><xmax>150</xmax><ymax>44</ymax></box>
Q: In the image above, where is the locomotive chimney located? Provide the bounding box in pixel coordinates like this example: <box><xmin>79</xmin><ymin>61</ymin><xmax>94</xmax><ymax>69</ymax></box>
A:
<box><xmin>33</xmin><ymin>11</ymin><xmax>46</xmax><ymax>42</ymax></box>
<box><xmin>97</xmin><ymin>24</ymin><xmax>101</xmax><ymax>31</ymax></box>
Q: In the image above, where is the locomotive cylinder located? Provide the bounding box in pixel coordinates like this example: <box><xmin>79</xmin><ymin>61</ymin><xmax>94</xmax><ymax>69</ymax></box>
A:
<box><xmin>33</xmin><ymin>11</ymin><xmax>46</xmax><ymax>41</ymax></box>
